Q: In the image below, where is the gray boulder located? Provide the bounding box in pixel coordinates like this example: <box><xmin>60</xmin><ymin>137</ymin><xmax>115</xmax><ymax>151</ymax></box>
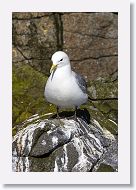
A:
<box><xmin>12</xmin><ymin>115</ymin><xmax>118</xmax><ymax>172</ymax></box>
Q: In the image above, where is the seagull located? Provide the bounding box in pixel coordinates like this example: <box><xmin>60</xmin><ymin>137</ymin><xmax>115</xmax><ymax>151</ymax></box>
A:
<box><xmin>44</xmin><ymin>51</ymin><xmax>88</xmax><ymax>120</ymax></box>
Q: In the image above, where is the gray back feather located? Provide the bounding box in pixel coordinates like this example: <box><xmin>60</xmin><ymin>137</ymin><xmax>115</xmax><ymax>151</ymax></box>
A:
<box><xmin>73</xmin><ymin>72</ymin><xmax>87</xmax><ymax>94</ymax></box>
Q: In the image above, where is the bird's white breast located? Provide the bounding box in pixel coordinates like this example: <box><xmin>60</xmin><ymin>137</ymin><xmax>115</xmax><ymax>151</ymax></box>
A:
<box><xmin>45</xmin><ymin>69</ymin><xmax>87</xmax><ymax>108</ymax></box>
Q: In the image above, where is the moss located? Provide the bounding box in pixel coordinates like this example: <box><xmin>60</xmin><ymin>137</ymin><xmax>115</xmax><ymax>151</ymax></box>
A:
<box><xmin>99</xmin><ymin>118</ymin><xmax>118</xmax><ymax>135</ymax></box>
<box><xmin>12</xmin><ymin>63</ymin><xmax>55</xmax><ymax>127</ymax></box>
<box><xmin>107</xmin><ymin>110</ymin><xmax>118</xmax><ymax>123</ymax></box>
<box><xmin>88</xmin><ymin>78</ymin><xmax>118</xmax><ymax>99</ymax></box>
<box><xmin>12</xmin><ymin>127</ymin><xmax>17</xmax><ymax>136</ymax></box>
<box><xmin>109</xmin><ymin>100</ymin><xmax>118</xmax><ymax>110</ymax></box>
<box><xmin>87</xmin><ymin>101</ymin><xmax>118</xmax><ymax>135</ymax></box>
<box><xmin>96</xmin><ymin>163</ymin><xmax>115</xmax><ymax>172</ymax></box>
<box><xmin>15</xmin><ymin>111</ymin><xmax>32</xmax><ymax>124</ymax></box>
<box><xmin>29</xmin><ymin>157</ymin><xmax>51</xmax><ymax>172</ymax></box>
<box><xmin>12</xmin><ymin>111</ymin><xmax>57</xmax><ymax>136</ymax></box>
<box><xmin>93</xmin><ymin>101</ymin><xmax>111</xmax><ymax>114</ymax></box>
<box><xmin>12</xmin><ymin>106</ymin><xmax>21</xmax><ymax>124</ymax></box>
<box><xmin>87</xmin><ymin>77</ymin><xmax>118</xmax><ymax>129</ymax></box>
<box><xmin>91</xmin><ymin>100</ymin><xmax>118</xmax><ymax>123</ymax></box>
<box><xmin>13</xmin><ymin>66</ymin><xmax>118</xmax><ymax>137</ymax></box>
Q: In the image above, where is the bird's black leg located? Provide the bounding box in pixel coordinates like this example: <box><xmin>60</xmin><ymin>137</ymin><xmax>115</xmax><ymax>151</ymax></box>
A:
<box><xmin>74</xmin><ymin>106</ymin><xmax>78</xmax><ymax>121</ymax></box>
<box><xmin>56</xmin><ymin>106</ymin><xmax>60</xmax><ymax>119</ymax></box>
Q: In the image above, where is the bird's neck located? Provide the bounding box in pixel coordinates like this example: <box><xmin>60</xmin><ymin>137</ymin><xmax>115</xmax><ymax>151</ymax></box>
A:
<box><xmin>55</xmin><ymin>64</ymin><xmax>72</xmax><ymax>78</ymax></box>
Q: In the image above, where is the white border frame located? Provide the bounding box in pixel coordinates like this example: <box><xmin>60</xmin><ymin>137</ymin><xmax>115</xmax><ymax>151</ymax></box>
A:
<box><xmin>0</xmin><ymin>0</ymin><xmax>130</xmax><ymax>185</ymax></box>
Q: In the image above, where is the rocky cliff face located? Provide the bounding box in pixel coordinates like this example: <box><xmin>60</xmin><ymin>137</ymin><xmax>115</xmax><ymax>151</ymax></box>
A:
<box><xmin>12</xmin><ymin>12</ymin><xmax>117</xmax><ymax>80</ymax></box>
<box><xmin>12</xmin><ymin>12</ymin><xmax>118</xmax><ymax>127</ymax></box>
<box><xmin>12</xmin><ymin>114</ymin><xmax>117</xmax><ymax>172</ymax></box>
<box><xmin>12</xmin><ymin>12</ymin><xmax>118</xmax><ymax>172</ymax></box>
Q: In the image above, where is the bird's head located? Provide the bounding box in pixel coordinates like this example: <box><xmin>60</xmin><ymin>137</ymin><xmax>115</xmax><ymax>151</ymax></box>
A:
<box><xmin>50</xmin><ymin>51</ymin><xmax>70</xmax><ymax>74</ymax></box>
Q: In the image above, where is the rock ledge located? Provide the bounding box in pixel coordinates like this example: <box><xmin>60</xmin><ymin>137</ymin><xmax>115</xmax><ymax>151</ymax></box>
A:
<box><xmin>12</xmin><ymin>116</ymin><xmax>118</xmax><ymax>172</ymax></box>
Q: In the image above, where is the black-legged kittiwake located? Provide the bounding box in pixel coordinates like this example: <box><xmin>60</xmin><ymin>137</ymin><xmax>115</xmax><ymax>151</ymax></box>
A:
<box><xmin>44</xmin><ymin>51</ymin><xmax>88</xmax><ymax>120</ymax></box>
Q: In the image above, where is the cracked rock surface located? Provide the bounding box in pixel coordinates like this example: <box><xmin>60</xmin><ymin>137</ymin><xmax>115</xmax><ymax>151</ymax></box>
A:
<box><xmin>12</xmin><ymin>12</ymin><xmax>118</xmax><ymax>172</ymax></box>
<box><xmin>12</xmin><ymin>12</ymin><xmax>118</xmax><ymax>80</ymax></box>
<box><xmin>12</xmin><ymin>12</ymin><xmax>118</xmax><ymax>127</ymax></box>
<box><xmin>12</xmin><ymin>115</ymin><xmax>118</xmax><ymax>172</ymax></box>
<box><xmin>62</xmin><ymin>13</ymin><xmax>118</xmax><ymax>80</ymax></box>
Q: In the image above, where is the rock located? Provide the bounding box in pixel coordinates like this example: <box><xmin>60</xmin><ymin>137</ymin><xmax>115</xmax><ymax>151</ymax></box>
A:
<box><xmin>86</xmin><ymin>75</ymin><xmax>118</xmax><ymax>134</ymax></box>
<box><xmin>12</xmin><ymin>12</ymin><xmax>118</xmax><ymax>80</ymax></box>
<box><xmin>12</xmin><ymin>115</ymin><xmax>118</xmax><ymax>172</ymax></box>
<box><xmin>88</xmin><ymin>77</ymin><xmax>118</xmax><ymax>100</ymax></box>
<box><xmin>12</xmin><ymin>13</ymin><xmax>62</xmax><ymax>125</ymax></box>
<box><xmin>12</xmin><ymin>63</ymin><xmax>56</xmax><ymax>127</ymax></box>
<box><xmin>12</xmin><ymin>12</ymin><xmax>53</xmax><ymax>20</ymax></box>
<box><xmin>62</xmin><ymin>12</ymin><xmax>118</xmax><ymax>80</ymax></box>
<box><xmin>12</xmin><ymin>13</ymin><xmax>118</xmax><ymax>128</ymax></box>
<box><xmin>92</xmin><ymin>141</ymin><xmax>118</xmax><ymax>172</ymax></box>
<box><xmin>12</xmin><ymin>13</ymin><xmax>58</xmax><ymax>75</ymax></box>
<box><xmin>12</xmin><ymin>13</ymin><xmax>118</xmax><ymax>171</ymax></box>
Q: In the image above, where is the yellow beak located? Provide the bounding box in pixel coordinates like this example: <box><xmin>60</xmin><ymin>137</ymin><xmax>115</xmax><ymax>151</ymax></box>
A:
<box><xmin>50</xmin><ymin>64</ymin><xmax>57</xmax><ymax>74</ymax></box>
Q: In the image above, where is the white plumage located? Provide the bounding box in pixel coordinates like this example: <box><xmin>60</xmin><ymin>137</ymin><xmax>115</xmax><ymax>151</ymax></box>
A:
<box><xmin>44</xmin><ymin>51</ymin><xmax>88</xmax><ymax>111</ymax></box>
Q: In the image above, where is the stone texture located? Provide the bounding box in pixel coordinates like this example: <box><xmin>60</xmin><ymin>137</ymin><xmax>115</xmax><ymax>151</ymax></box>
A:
<box><xmin>86</xmin><ymin>74</ymin><xmax>118</xmax><ymax>134</ymax></box>
<box><xmin>12</xmin><ymin>13</ymin><xmax>118</xmax><ymax>125</ymax></box>
<box><xmin>62</xmin><ymin>13</ymin><xmax>118</xmax><ymax>80</ymax></box>
<box><xmin>12</xmin><ymin>13</ymin><xmax>58</xmax><ymax>75</ymax></box>
<box><xmin>12</xmin><ymin>13</ymin><xmax>118</xmax><ymax>171</ymax></box>
<box><xmin>12</xmin><ymin>63</ymin><xmax>56</xmax><ymax>127</ymax></box>
<box><xmin>92</xmin><ymin>141</ymin><xmax>118</xmax><ymax>172</ymax></box>
<box><xmin>12</xmin><ymin>115</ymin><xmax>118</xmax><ymax>172</ymax></box>
<box><xmin>13</xmin><ymin>12</ymin><xmax>118</xmax><ymax>80</ymax></box>
<box><xmin>88</xmin><ymin>76</ymin><xmax>118</xmax><ymax>99</ymax></box>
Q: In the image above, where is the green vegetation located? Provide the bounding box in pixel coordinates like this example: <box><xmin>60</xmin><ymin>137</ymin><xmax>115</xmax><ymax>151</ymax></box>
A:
<box><xmin>12</xmin><ymin>65</ymin><xmax>118</xmax><ymax>137</ymax></box>
<box><xmin>96</xmin><ymin>163</ymin><xmax>115</xmax><ymax>172</ymax></box>
<box><xmin>12</xmin><ymin>63</ymin><xmax>56</xmax><ymax>127</ymax></box>
<box><xmin>87</xmin><ymin>77</ymin><xmax>118</xmax><ymax>135</ymax></box>
<box><xmin>88</xmin><ymin>77</ymin><xmax>118</xmax><ymax>99</ymax></box>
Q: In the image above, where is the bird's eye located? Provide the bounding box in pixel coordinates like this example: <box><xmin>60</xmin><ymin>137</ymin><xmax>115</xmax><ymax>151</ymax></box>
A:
<box><xmin>59</xmin><ymin>58</ymin><xmax>63</xmax><ymax>62</ymax></box>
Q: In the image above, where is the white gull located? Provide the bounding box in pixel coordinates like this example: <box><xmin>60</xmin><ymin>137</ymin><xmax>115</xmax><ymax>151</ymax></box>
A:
<box><xmin>44</xmin><ymin>51</ymin><xmax>88</xmax><ymax>119</ymax></box>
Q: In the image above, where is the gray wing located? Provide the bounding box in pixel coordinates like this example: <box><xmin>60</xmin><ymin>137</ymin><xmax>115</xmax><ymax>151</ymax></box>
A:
<box><xmin>73</xmin><ymin>71</ymin><xmax>87</xmax><ymax>94</ymax></box>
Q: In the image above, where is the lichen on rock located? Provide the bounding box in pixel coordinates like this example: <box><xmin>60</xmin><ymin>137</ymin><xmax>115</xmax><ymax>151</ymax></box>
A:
<box><xmin>12</xmin><ymin>12</ymin><xmax>118</xmax><ymax>172</ymax></box>
<box><xmin>12</xmin><ymin>115</ymin><xmax>118</xmax><ymax>172</ymax></box>
<box><xmin>12</xmin><ymin>63</ymin><xmax>56</xmax><ymax>127</ymax></box>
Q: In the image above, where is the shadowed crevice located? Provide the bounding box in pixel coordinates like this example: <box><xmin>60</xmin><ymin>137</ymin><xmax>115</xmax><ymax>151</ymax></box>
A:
<box><xmin>53</xmin><ymin>13</ymin><xmax>63</xmax><ymax>51</ymax></box>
